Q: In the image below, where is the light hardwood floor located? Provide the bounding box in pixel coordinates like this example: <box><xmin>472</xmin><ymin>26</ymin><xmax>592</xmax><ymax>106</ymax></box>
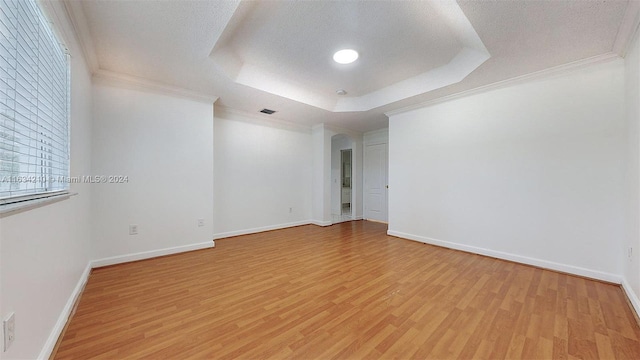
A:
<box><xmin>53</xmin><ymin>221</ymin><xmax>640</xmax><ymax>359</ymax></box>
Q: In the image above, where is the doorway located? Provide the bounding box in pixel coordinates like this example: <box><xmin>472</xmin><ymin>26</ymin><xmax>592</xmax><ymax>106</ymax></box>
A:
<box><xmin>340</xmin><ymin>149</ymin><xmax>352</xmax><ymax>217</ymax></box>
<box><xmin>331</xmin><ymin>134</ymin><xmax>354</xmax><ymax>223</ymax></box>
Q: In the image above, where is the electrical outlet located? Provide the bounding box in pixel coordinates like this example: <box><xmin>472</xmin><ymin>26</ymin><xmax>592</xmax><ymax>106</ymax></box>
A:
<box><xmin>4</xmin><ymin>312</ymin><xmax>15</xmax><ymax>352</ymax></box>
<box><xmin>197</xmin><ymin>218</ymin><xmax>204</xmax><ymax>227</ymax></box>
<box><xmin>289</xmin><ymin>207</ymin><xmax>293</xmax><ymax>213</ymax></box>
<box><xmin>629</xmin><ymin>247</ymin><xmax>634</xmax><ymax>260</ymax></box>
<box><xmin>129</xmin><ymin>224</ymin><xmax>138</xmax><ymax>235</ymax></box>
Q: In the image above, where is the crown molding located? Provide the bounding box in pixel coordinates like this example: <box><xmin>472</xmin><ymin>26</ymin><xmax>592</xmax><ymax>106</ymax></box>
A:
<box><xmin>613</xmin><ymin>0</ymin><xmax>640</xmax><ymax>58</ymax></box>
<box><xmin>309</xmin><ymin>123</ymin><xmax>364</xmax><ymax>139</ymax></box>
<box><xmin>323</xmin><ymin>124</ymin><xmax>364</xmax><ymax>139</ymax></box>
<box><xmin>35</xmin><ymin>1</ymin><xmax>77</xmax><ymax>55</ymax></box>
<box><xmin>93</xmin><ymin>70</ymin><xmax>218</xmax><ymax>104</ymax></box>
<box><xmin>215</xmin><ymin>105</ymin><xmax>312</xmax><ymax>133</ymax></box>
<box><xmin>363</xmin><ymin>128</ymin><xmax>389</xmax><ymax>137</ymax></box>
<box><xmin>62</xmin><ymin>0</ymin><xmax>99</xmax><ymax>73</ymax></box>
<box><xmin>385</xmin><ymin>52</ymin><xmax>620</xmax><ymax>117</ymax></box>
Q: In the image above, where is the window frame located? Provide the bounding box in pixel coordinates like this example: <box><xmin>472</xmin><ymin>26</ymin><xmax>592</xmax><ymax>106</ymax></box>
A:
<box><xmin>0</xmin><ymin>0</ymin><xmax>72</xmax><ymax>208</ymax></box>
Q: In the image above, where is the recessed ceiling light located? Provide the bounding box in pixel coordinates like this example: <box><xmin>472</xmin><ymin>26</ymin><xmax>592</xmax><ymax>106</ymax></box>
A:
<box><xmin>333</xmin><ymin>49</ymin><xmax>358</xmax><ymax>64</ymax></box>
<box><xmin>336</xmin><ymin>89</ymin><xmax>347</xmax><ymax>95</ymax></box>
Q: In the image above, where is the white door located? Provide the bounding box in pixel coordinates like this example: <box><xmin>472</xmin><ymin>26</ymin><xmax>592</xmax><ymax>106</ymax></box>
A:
<box><xmin>364</xmin><ymin>143</ymin><xmax>388</xmax><ymax>222</ymax></box>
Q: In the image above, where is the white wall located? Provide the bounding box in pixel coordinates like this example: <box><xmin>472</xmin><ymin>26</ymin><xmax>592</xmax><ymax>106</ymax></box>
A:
<box><xmin>312</xmin><ymin>124</ymin><xmax>332</xmax><ymax>225</ymax></box>
<box><xmin>91</xmin><ymin>81</ymin><xmax>215</xmax><ymax>261</ymax></box>
<box><xmin>213</xmin><ymin>108</ymin><xmax>312</xmax><ymax>237</ymax></box>
<box><xmin>312</xmin><ymin>125</ymin><xmax>364</xmax><ymax>225</ymax></box>
<box><xmin>389</xmin><ymin>60</ymin><xmax>626</xmax><ymax>282</ymax></box>
<box><xmin>364</xmin><ymin>128</ymin><xmax>388</xmax><ymax>146</ymax></box>
<box><xmin>0</xmin><ymin>3</ymin><xmax>93</xmax><ymax>358</ymax></box>
<box><xmin>624</xmin><ymin>26</ymin><xmax>640</xmax><ymax>311</ymax></box>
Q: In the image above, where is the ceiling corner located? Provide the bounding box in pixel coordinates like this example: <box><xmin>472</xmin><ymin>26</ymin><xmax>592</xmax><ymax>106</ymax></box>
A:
<box><xmin>94</xmin><ymin>69</ymin><xmax>219</xmax><ymax>104</ymax></box>
<box><xmin>613</xmin><ymin>0</ymin><xmax>640</xmax><ymax>58</ymax></box>
<box><xmin>62</xmin><ymin>0</ymin><xmax>100</xmax><ymax>73</ymax></box>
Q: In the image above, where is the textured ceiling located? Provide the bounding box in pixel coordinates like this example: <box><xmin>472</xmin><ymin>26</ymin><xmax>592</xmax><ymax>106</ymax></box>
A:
<box><xmin>224</xmin><ymin>1</ymin><xmax>462</xmax><ymax>97</ymax></box>
<box><xmin>210</xmin><ymin>0</ymin><xmax>490</xmax><ymax>112</ymax></box>
<box><xmin>78</xmin><ymin>0</ymin><xmax>631</xmax><ymax>132</ymax></box>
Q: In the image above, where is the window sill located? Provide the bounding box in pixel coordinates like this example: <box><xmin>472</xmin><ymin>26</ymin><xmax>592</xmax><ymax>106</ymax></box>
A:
<box><xmin>0</xmin><ymin>192</ymin><xmax>78</xmax><ymax>217</ymax></box>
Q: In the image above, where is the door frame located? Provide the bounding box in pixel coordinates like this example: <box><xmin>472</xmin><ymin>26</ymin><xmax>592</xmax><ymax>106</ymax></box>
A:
<box><xmin>363</xmin><ymin>140</ymin><xmax>388</xmax><ymax>223</ymax></box>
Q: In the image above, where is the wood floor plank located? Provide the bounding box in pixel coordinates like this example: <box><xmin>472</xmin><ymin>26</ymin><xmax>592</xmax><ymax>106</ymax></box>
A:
<box><xmin>53</xmin><ymin>221</ymin><xmax>640</xmax><ymax>359</ymax></box>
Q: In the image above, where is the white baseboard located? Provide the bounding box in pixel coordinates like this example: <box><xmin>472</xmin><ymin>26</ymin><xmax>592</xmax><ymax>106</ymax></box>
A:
<box><xmin>214</xmin><ymin>220</ymin><xmax>312</xmax><ymax>239</ymax></box>
<box><xmin>310</xmin><ymin>220</ymin><xmax>332</xmax><ymax>227</ymax></box>
<box><xmin>622</xmin><ymin>278</ymin><xmax>640</xmax><ymax>320</ymax></box>
<box><xmin>387</xmin><ymin>230</ymin><xmax>621</xmax><ymax>284</ymax></box>
<box><xmin>214</xmin><ymin>218</ymin><xmax>362</xmax><ymax>239</ymax></box>
<box><xmin>91</xmin><ymin>241</ymin><xmax>215</xmax><ymax>268</ymax></box>
<box><xmin>39</xmin><ymin>241</ymin><xmax>215</xmax><ymax>358</ymax></box>
<box><xmin>366</xmin><ymin>218</ymin><xmax>389</xmax><ymax>224</ymax></box>
<box><xmin>38</xmin><ymin>263</ymin><xmax>91</xmax><ymax>360</ymax></box>
<box><xmin>213</xmin><ymin>217</ymin><xmax>368</xmax><ymax>239</ymax></box>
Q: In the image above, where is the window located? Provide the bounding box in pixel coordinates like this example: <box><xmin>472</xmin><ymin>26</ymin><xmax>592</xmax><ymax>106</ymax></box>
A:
<box><xmin>0</xmin><ymin>0</ymin><xmax>70</xmax><ymax>205</ymax></box>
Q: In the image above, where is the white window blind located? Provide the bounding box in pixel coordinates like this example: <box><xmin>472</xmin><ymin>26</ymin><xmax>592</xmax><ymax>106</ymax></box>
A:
<box><xmin>0</xmin><ymin>0</ymin><xmax>70</xmax><ymax>204</ymax></box>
